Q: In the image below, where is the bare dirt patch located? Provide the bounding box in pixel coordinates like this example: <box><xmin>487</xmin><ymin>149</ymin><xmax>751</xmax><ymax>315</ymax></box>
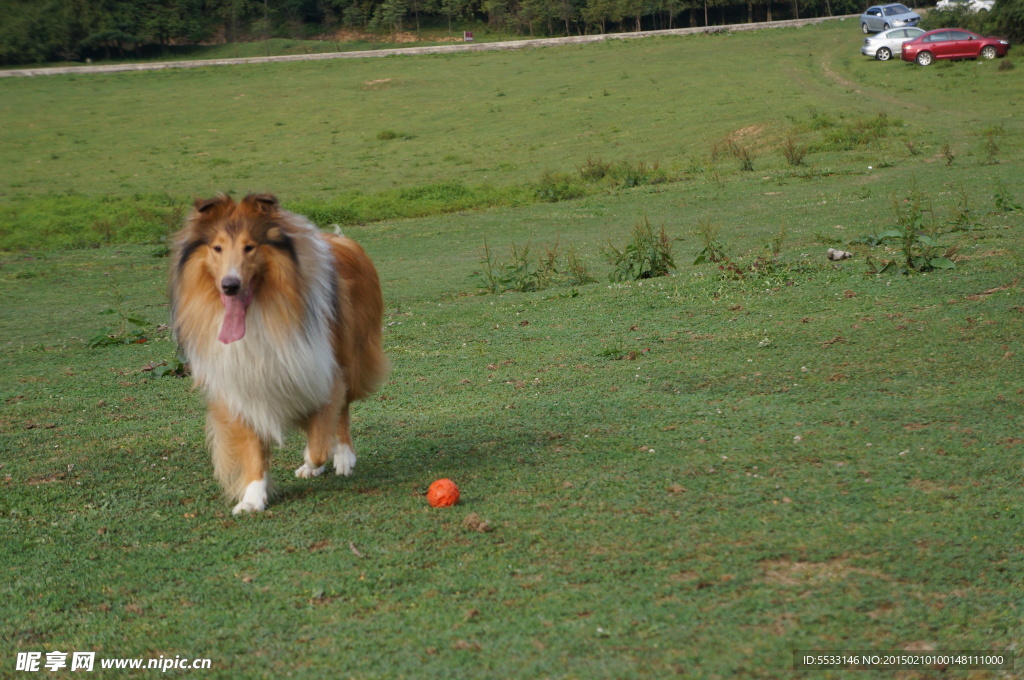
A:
<box><xmin>759</xmin><ymin>558</ymin><xmax>890</xmax><ymax>586</ymax></box>
<box><xmin>331</xmin><ymin>28</ymin><xmax>461</xmax><ymax>44</ymax></box>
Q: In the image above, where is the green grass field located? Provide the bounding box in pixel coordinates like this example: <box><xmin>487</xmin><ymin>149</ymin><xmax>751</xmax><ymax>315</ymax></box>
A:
<box><xmin>2</xmin><ymin>20</ymin><xmax>1023</xmax><ymax>678</ymax></box>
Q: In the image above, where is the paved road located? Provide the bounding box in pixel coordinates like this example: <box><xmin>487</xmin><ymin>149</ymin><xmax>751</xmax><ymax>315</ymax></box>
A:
<box><xmin>0</xmin><ymin>15</ymin><xmax>855</xmax><ymax>78</ymax></box>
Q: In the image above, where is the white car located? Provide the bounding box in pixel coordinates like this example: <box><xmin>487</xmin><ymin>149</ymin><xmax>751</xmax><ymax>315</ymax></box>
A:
<box><xmin>861</xmin><ymin>26</ymin><xmax>926</xmax><ymax>60</ymax></box>
<box><xmin>935</xmin><ymin>0</ymin><xmax>995</xmax><ymax>11</ymax></box>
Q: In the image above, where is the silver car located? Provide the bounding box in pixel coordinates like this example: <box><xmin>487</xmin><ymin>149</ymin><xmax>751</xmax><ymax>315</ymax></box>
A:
<box><xmin>861</xmin><ymin>26</ymin><xmax>926</xmax><ymax>60</ymax></box>
<box><xmin>860</xmin><ymin>4</ymin><xmax>922</xmax><ymax>33</ymax></box>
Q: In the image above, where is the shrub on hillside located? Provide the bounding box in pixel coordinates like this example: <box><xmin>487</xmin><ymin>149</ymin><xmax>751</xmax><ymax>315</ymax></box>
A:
<box><xmin>602</xmin><ymin>216</ymin><xmax>676</xmax><ymax>281</ymax></box>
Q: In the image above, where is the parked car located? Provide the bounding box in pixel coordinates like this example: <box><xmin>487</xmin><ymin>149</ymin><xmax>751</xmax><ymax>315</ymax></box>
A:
<box><xmin>900</xmin><ymin>28</ymin><xmax>1011</xmax><ymax>64</ymax></box>
<box><xmin>862</xmin><ymin>26</ymin><xmax>926</xmax><ymax>60</ymax></box>
<box><xmin>935</xmin><ymin>0</ymin><xmax>994</xmax><ymax>12</ymax></box>
<box><xmin>860</xmin><ymin>4</ymin><xmax>922</xmax><ymax>33</ymax></box>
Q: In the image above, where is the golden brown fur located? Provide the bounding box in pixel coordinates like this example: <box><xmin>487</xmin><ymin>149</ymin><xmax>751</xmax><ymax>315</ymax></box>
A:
<box><xmin>169</xmin><ymin>193</ymin><xmax>388</xmax><ymax>513</ymax></box>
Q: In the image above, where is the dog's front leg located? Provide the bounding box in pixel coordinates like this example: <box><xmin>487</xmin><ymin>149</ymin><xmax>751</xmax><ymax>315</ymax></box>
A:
<box><xmin>207</xmin><ymin>400</ymin><xmax>272</xmax><ymax>514</ymax></box>
<box><xmin>295</xmin><ymin>378</ymin><xmax>354</xmax><ymax>479</ymax></box>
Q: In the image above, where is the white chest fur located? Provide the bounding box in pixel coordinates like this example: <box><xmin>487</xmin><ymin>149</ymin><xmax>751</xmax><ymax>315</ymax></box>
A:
<box><xmin>190</xmin><ymin>303</ymin><xmax>337</xmax><ymax>444</ymax></box>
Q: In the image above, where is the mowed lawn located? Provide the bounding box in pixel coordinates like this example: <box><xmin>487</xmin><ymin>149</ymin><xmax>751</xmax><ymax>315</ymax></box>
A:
<box><xmin>1</xmin><ymin>21</ymin><xmax>1023</xmax><ymax>678</ymax></box>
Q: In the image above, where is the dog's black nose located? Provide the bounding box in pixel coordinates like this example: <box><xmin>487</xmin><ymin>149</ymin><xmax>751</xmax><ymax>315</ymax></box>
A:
<box><xmin>221</xmin><ymin>276</ymin><xmax>241</xmax><ymax>296</ymax></box>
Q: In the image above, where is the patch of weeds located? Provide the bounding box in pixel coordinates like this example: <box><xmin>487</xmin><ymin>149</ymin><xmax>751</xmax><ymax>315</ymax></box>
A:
<box><xmin>941</xmin><ymin>142</ymin><xmax>955</xmax><ymax>166</ymax></box>
<box><xmin>848</xmin><ymin>230</ymin><xmax>902</xmax><ymax>247</ymax></box>
<box><xmin>806</xmin><ymin>110</ymin><xmax>836</xmax><ymax>130</ymax></box>
<box><xmin>602</xmin><ymin>215</ymin><xmax>676</xmax><ymax>282</ymax></box>
<box><xmin>692</xmin><ymin>218</ymin><xmax>730</xmax><ymax>265</ymax></box>
<box><xmin>598</xmin><ymin>342</ymin><xmax>647</xmax><ymax>361</ymax></box>
<box><xmin>598</xmin><ymin>342</ymin><xmax>626</xmax><ymax>360</ymax></box>
<box><xmin>686</xmin><ymin>155</ymin><xmax>709</xmax><ymax>175</ymax></box>
<box><xmin>734</xmin><ymin>144</ymin><xmax>754</xmax><ymax>172</ymax></box>
<box><xmin>712</xmin><ymin>139</ymin><xmax>754</xmax><ymax>172</ymax></box>
<box><xmin>993</xmin><ymin>182</ymin><xmax>1022</xmax><ymax>214</ymax></box>
<box><xmin>376</xmin><ymin>129</ymin><xmax>412</xmax><ymax>140</ymax></box>
<box><xmin>610</xmin><ymin>160</ymin><xmax>668</xmax><ymax>187</ymax></box>
<box><xmin>948</xmin><ymin>184</ymin><xmax>979</xmax><ymax>231</ymax></box>
<box><xmin>91</xmin><ymin>213</ymin><xmax>130</xmax><ymax>244</ymax></box>
<box><xmin>577</xmin><ymin>155</ymin><xmax>613</xmax><ymax>182</ymax></box>
<box><xmin>860</xmin><ymin>189</ymin><xmax>957</xmax><ymax>274</ymax></box>
<box><xmin>150</xmin><ymin>241</ymin><xmax>172</xmax><ymax>258</ymax></box>
<box><xmin>397</xmin><ymin>182</ymin><xmax>472</xmax><ymax>204</ymax></box>
<box><xmin>478</xmin><ymin>237</ymin><xmax>592</xmax><ymax>293</ymax></box>
<box><xmin>765</xmin><ymin>224</ymin><xmax>787</xmax><ymax>259</ymax></box>
<box><xmin>980</xmin><ymin>125</ymin><xmax>1002</xmax><ymax>165</ymax></box>
<box><xmin>149</xmin><ymin>350</ymin><xmax>190</xmax><ymax>378</ymax></box>
<box><xmin>89</xmin><ymin>278</ymin><xmax>152</xmax><ymax>347</ymax></box>
<box><xmin>903</xmin><ymin>139</ymin><xmax>920</xmax><ymax>156</ymax></box>
<box><xmin>781</xmin><ymin>135</ymin><xmax>807</xmax><ymax>166</ymax></box>
<box><xmin>813</xmin><ymin>113</ymin><xmax>899</xmax><ymax>152</ymax></box>
<box><xmin>535</xmin><ymin>170</ymin><xmax>586</xmax><ymax>202</ymax></box>
<box><xmin>565</xmin><ymin>243</ymin><xmax>597</xmax><ymax>286</ymax></box>
<box><xmin>576</xmin><ymin>157</ymin><xmax>668</xmax><ymax>187</ymax></box>
<box><xmin>713</xmin><ymin>254</ymin><xmax>805</xmax><ymax>283</ymax></box>
<box><xmin>998</xmin><ymin>59</ymin><xmax>1014</xmax><ymax>71</ymax></box>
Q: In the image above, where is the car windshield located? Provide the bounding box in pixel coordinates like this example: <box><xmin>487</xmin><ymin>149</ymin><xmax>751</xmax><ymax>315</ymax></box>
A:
<box><xmin>884</xmin><ymin>4</ymin><xmax>911</xmax><ymax>14</ymax></box>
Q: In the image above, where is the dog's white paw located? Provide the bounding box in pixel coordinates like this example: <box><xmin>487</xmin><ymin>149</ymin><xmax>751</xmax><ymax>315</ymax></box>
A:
<box><xmin>232</xmin><ymin>499</ymin><xmax>265</xmax><ymax>514</ymax></box>
<box><xmin>294</xmin><ymin>463</ymin><xmax>325</xmax><ymax>479</ymax></box>
<box><xmin>232</xmin><ymin>475</ymin><xmax>268</xmax><ymax>515</ymax></box>
<box><xmin>333</xmin><ymin>443</ymin><xmax>356</xmax><ymax>476</ymax></box>
<box><xmin>295</xmin><ymin>446</ymin><xmax>325</xmax><ymax>478</ymax></box>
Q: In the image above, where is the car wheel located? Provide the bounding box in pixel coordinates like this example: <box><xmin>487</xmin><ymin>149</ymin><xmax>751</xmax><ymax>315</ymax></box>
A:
<box><xmin>916</xmin><ymin>51</ymin><xmax>933</xmax><ymax>66</ymax></box>
<box><xmin>862</xmin><ymin>22</ymin><xmax>870</xmax><ymax>34</ymax></box>
<box><xmin>883</xmin><ymin>22</ymin><xmax>890</xmax><ymax>29</ymax></box>
<box><xmin>980</xmin><ymin>45</ymin><xmax>998</xmax><ymax>59</ymax></box>
<box><xmin>876</xmin><ymin>47</ymin><xmax>893</xmax><ymax>61</ymax></box>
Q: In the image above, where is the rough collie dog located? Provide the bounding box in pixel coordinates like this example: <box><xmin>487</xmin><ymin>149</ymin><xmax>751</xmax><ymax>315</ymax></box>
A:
<box><xmin>170</xmin><ymin>193</ymin><xmax>388</xmax><ymax>514</ymax></box>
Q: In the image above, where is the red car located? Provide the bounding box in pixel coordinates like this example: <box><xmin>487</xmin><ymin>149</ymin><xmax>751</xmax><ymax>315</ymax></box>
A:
<box><xmin>900</xmin><ymin>28</ymin><xmax>1011</xmax><ymax>65</ymax></box>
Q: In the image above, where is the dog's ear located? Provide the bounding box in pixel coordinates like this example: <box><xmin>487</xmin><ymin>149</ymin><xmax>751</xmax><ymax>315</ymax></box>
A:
<box><xmin>193</xmin><ymin>194</ymin><xmax>233</xmax><ymax>215</ymax></box>
<box><xmin>242</xmin><ymin>194</ymin><xmax>279</xmax><ymax>214</ymax></box>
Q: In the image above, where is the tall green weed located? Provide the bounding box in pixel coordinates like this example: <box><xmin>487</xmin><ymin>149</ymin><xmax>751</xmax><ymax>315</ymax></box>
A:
<box><xmin>603</xmin><ymin>216</ymin><xmax>676</xmax><ymax>281</ymax></box>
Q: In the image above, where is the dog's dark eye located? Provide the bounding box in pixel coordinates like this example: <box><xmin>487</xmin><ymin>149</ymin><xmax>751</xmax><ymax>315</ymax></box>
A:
<box><xmin>212</xmin><ymin>245</ymin><xmax>222</xmax><ymax>253</ymax></box>
<box><xmin>244</xmin><ymin>244</ymin><xmax>255</xmax><ymax>253</ymax></box>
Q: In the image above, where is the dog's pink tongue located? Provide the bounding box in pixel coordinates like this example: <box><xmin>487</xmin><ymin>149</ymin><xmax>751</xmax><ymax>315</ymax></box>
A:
<box><xmin>218</xmin><ymin>294</ymin><xmax>248</xmax><ymax>344</ymax></box>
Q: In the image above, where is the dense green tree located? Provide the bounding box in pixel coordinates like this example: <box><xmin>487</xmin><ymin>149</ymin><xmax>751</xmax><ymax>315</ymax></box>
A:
<box><xmin>482</xmin><ymin>0</ymin><xmax>511</xmax><ymax>36</ymax></box>
<box><xmin>1</xmin><ymin>1</ymin><xmax>53</xmax><ymax>63</ymax></box>
<box><xmin>516</xmin><ymin>0</ymin><xmax>548</xmax><ymax>34</ymax></box>
<box><xmin>581</xmin><ymin>0</ymin><xmax>621</xmax><ymax>32</ymax></box>
<box><xmin>439</xmin><ymin>0</ymin><xmax>473</xmax><ymax>33</ymax></box>
<box><xmin>369</xmin><ymin>0</ymin><xmax>407</xmax><ymax>36</ymax></box>
<box><xmin>993</xmin><ymin>0</ymin><xmax>1024</xmax><ymax>40</ymax></box>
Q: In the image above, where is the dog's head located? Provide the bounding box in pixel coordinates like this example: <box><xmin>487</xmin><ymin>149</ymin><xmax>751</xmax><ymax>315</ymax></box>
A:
<box><xmin>175</xmin><ymin>193</ymin><xmax>296</xmax><ymax>344</ymax></box>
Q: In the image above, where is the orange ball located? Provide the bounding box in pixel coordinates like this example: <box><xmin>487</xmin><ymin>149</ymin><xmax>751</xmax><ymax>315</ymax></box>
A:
<box><xmin>427</xmin><ymin>478</ymin><xmax>460</xmax><ymax>507</ymax></box>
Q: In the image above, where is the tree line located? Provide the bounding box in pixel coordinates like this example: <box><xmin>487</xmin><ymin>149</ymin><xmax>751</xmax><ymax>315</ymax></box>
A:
<box><xmin>2</xmin><ymin>0</ymin><xmax>1022</xmax><ymax>65</ymax></box>
<box><xmin>0</xmin><ymin>0</ymin><xmax>847</xmax><ymax>64</ymax></box>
